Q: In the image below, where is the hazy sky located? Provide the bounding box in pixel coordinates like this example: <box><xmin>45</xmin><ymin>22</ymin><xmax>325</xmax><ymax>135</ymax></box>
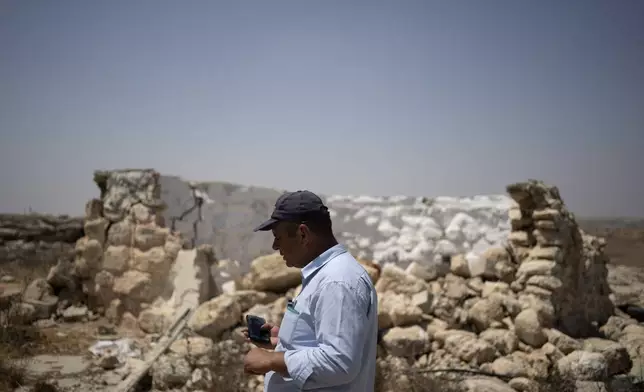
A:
<box><xmin>1</xmin><ymin>1</ymin><xmax>643</xmax><ymax>218</ymax></box>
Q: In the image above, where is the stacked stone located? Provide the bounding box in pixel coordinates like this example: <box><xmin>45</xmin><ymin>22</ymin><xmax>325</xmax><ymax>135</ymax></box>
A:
<box><xmin>69</xmin><ymin>169</ymin><xmax>183</xmax><ymax>325</ymax></box>
<box><xmin>505</xmin><ymin>180</ymin><xmax>613</xmax><ymax>338</ymax></box>
<box><xmin>183</xmin><ymin>248</ymin><xmax>634</xmax><ymax>392</ymax></box>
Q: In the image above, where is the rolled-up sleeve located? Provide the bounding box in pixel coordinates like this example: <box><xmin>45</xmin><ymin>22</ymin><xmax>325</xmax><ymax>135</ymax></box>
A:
<box><xmin>283</xmin><ymin>280</ymin><xmax>370</xmax><ymax>390</ymax></box>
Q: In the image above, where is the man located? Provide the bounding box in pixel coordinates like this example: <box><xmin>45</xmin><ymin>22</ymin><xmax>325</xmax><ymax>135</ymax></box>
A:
<box><xmin>242</xmin><ymin>190</ymin><xmax>379</xmax><ymax>391</ymax></box>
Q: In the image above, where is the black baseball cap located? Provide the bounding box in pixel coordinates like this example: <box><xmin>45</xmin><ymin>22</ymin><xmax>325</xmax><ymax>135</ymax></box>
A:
<box><xmin>253</xmin><ymin>190</ymin><xmax>330</xmax><ymax>232</ymax></box>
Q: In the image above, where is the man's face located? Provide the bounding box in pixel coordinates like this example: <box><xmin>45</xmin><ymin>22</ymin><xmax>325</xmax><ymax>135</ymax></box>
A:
<box><xmin>271</xmin><ymin>222</ymin><xmax>308</xmax><ymax>268</ymax></box>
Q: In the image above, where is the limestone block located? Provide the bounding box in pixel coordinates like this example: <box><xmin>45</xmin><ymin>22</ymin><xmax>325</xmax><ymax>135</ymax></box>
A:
<box><xmin>523</xmin><ymin>285</ymin><xmax>552</xmax><ymax>299</ymax></box>
<box><xmin>582</xmin><ymin>338</ymin><xmax>632</xmax><ymax>376</ymax></box>
<box><xmin>481</xmin><ymin>282</ymin><xmax>511</xmax><ymax>298</ymax></box>
<box><xmin>84</xmin><ymin>218</ymin><xmax>109</xmax><ymax>245</ymax></box>
<box><xmin>525</xmin><ymin>275</ymin><xmax>562</xmax><ymax>292</ymax></box>
<box><xmin>450</xmin><ymin>254</ymin><xmax>470</xmax><ymax>278</ymax></box>
<box><xmin>517</xmin><ymin>294</ymin><xmax>555</xmax><ymax>327</ymax></box>
<box><xmin>510</xmin><ymin>245</ymin><xmax>531</xmax><ymax>262</ymax></box>
<box><xmin>527</xmin><ymin>246</ymin><xmax>563</xmax><ymax>263</ymax></box>
<box><xmin>46</xmin><ymin>258</ymin><xmax>76</xmax><ymax>290</ymax></box>
<box><xmin>556</xmin><ymin>350</ymin><xmax>608</xmax><ymax>381</ymax></box>
<box><xmin>515</xmin><ymin>260</ymin><xmax>560</xmax><ymax>283</ymax></box>
<box><xmin>151</xmin><ymin>354</ymin><xmax>192</xmax><ymax>390</ymax></box>
<box><xmin>486</xmin><ymin>351</ymin><xmax>549</xmax><ymax>380</ymax></box>
<box><xmin>534</xmin><ymin>220</ymin><xmax>557</xmax><ymax>230</ymax></box>
<box><xmin>226</xmin><ymin>290</ymin><xmax>279</xmax><ymax>313</ymax></box>
<box><xmin>107</xmin><ymin>220</ymin><xmax>134</xmax><ymax>246</ymax></box>
<box><xmin>378</xmin><ymin>292</ymin><xmax>424</xmax><ymax>328</ymax></box>
<box><xmin>508</xmin><ymin>231</ymin><xmax>535</xmax><ymax>248</ymax></box>
<box><xmin>479</xmin><ymin>329</ymin><xmax>519</xmax><ymax>356</ymax></box>
<box><xmin>443</xmin><ymin>331</ymin><xmax>497</xmax><ymax>365</ymax></box>
<box><xmin>545</xmin><ymin>328</ymin><xmax>582</xmax><ymax>355</ymax></box>
<box><xmin>81</xmin><ymin>239</ymin><xmax>103</xmax><ymax>266</ymax></box>
<box><xmin>169</xmin><ymin>337</ymin><xmax>214</xmax><ymax>367</ymax></box>
<box><xmin>73</xmin><ymin>257</ymin><xmax>91</xmax><ymax>278</ymax></box>
<box><xmin>381</xmin><ymin>326</ymin><xmax>429</xmax><ymax>358</ymax></box>
<box><xmin>461</xmin><ymin>378</ymin><xmax>515</xmax><ymax>392</ymax></box>
<box><xmin>514</xmin><ymin>309</ymin><xmax>547</xmax><ymax>348</ymax></box>
<box><xmin>113</xmin><ymin>270</ymin><xmax>152</xmax><ymax>302</ymax></box>
<box><xmin>138</xmin><ymin>306</ymin><xmax>174</xmax><ymax>334</ymax></box>
<box><xmin>130</xmin><ymin>247</ymin><xmax>169</xmax><ymax>275</ymax></box>
<box><xmin>533</xmin><ymin>229</ymin><xmax>564</xmax><ymax>247</ymax></box>
<box><xmin>532</xmin><ymin>208</ymin><xmax>561</xmax><ymax>221</ymax></box>
<box><xmin>508</xmin><ymin>207</ymin><xmax>532</xmax><ymax>230</ymax></box>
<box><xmin>245</xmin><ymin>253</ymin><xmax>301</xmax><ymax>293</ymax></box>
<box><xmin>375</xmin><ymin>263</ymin><xmax>429</xmax><ymax>295</ymax></box>
<box><xmin>85</xmin><ymin>199</ymin><xmax>104</xmax><ymax>220</ymax></box>
<box><xmin>411</xmin><ymin>290</ymin><xmax>433</xmax><ymax>314</ymax></box>
<box><xmin>133</xmin><ymin>224</ymin><xmax>169</xmax><ymax>251</ymax></box>
<box><xmin>508</xmin><ymin>377</ymin><xmax>540</xmax><ymax>392</ymax></box>
<box><xmin>188</xmin><ymin>294</ymin><xmax>242</xmax><ymax>339</ymax></box>
<box><xmin>102</xmin><ymin>245</ymin><xmax>130</xmax><ymax>274</ymax></box>
<box><xmin>468</xmin><ymin>296</ymin><xmax>505</xmax><ymax>332</ymax></box>
<box><xmin>101</xmin><ymin>169</ymin><xmax>161</xmax><ymax>222</ymax></box>
<box><xmin>130</xmin><ymin>203</ymin><xmax>156</xmax><ymax>224</ymax></box>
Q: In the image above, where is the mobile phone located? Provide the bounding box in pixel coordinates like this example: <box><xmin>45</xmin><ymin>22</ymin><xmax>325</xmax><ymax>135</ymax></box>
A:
<box><xmin>246</xmin><ymin>315</ymin><xmax>271</xmax><ymax>344</ymax></box>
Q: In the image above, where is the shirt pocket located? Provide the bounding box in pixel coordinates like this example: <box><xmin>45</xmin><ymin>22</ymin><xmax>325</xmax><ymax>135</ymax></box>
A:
<box><xmin>278</xmin><ymin>306</ymin><xmax>299</xmax><ymax>343</ymax></box>
<box><xmin>278</xmin><ymin>304</ymin><xmax>317</xmax><ymax>347</ymax></box>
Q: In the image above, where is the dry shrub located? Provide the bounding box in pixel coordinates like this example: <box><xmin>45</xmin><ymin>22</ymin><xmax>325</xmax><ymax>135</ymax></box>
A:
<box><xmin>0</xmin><ymin>311</ymin><xmax>32</xmax><ymax>390</ymax></box>
<box><xmin>0</xmin><ymin>280</ymin><xmax>48</xmax><ymax>390</ymax></box>
<box><xmin>0</xmin><ymin>260</ymin><xmax>54</xmax><ymax>284</ymax></box>
<box><xmin>31</xmin><ymin>380</ymin><xmax>59</xmax><ymax>392</ymax></box>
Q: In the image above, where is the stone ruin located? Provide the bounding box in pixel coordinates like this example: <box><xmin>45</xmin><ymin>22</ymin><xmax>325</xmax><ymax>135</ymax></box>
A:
<box><xmin>40</xmin><ymin>169</ymin><xmax>217</xmax><ymax>329</ymax></box>
<box><xmin>505</xmin><ymin>180</ymin><xmax>614</xmax><ymax>338</ymax></box>
<box><xmin>4</xmin><ymin>170</ymin><xmax>643</xmax><ymax>391</ymax></box>
<box><xmin>172</xmin><ymin>180</ymin><xmax>641</xmax><ymax>392</ymax></box>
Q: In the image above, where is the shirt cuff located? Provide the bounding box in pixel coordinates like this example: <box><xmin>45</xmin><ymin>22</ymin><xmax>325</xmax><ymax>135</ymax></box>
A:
<box><xmin>283</xmin><ymin>349</ymin><xmax>313</xmax><ymax>389</ymax></box>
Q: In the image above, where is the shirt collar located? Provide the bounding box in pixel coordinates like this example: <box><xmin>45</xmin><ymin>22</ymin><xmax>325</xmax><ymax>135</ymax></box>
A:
<box><xmin>301</xmin><ymin>243</ymin><xmax>347</xmax><ymax>286</ymax></box>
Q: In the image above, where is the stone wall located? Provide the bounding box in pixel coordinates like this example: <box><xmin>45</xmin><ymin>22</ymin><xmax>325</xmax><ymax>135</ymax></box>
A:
<box><xmin>49</xmin><ymin>169</ymin><xmax>185</xmax><ymax>324</ymax></box>
<box><xmin>159</xmin><ymin>175</ymin><xmax>515</xmax><ymax>275</ymax></box>
<box><xmin>506</xmin><ymin>180</ymin><xmax>614</xmax><ymax>338</ymax></box>
<box><xmin>0</xmin><ymin>213</ymin><xmax>84</xmax><ymax>267</ymax></box>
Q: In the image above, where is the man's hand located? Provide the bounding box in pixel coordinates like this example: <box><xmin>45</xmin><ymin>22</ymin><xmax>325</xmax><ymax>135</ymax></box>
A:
<box><xmin>243</xmin><ymin>347</ymin><xmax>287</xmax><ymax>376</ymax></box>
<box><xmin>240</xmin><ymin>322</ymin><xmax>280</xmax><ymax>350</ymax></box>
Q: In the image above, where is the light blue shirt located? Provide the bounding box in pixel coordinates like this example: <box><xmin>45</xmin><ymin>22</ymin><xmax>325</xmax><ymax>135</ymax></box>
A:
<box><xmin>264</xmin><ymin>244</ymin><xmax>379</xmax><ymax>391</ymax></box>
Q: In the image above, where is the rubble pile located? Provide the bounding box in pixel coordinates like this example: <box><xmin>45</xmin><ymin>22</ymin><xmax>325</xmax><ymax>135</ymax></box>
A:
<box><xmin>153</xmin><ymin>180</ymin><xmax>640</xmax><ymax>392</ymax></box>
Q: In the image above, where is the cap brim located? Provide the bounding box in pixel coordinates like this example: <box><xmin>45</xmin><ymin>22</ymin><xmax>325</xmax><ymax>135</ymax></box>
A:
<box><xmin>253</xmin><ymin>218</ymin><xmax>279</xmax><ymax>232</ymax></box>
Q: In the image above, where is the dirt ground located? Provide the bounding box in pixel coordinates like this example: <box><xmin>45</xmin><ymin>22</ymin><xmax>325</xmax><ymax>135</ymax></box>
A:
<box><xmin>579</xmin><ymin>218</ymin><xmax>644</xmax><ymax>268</ymax></box>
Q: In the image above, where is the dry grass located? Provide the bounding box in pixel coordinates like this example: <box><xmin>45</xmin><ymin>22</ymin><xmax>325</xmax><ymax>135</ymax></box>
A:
<box><xmin>0</xmin><ymin>259</ymin><xmax>55</xmax><ymax>284</ymax></box>
<box><xmin>0</xmin><ymin>304</ymin><xmax>43</xmax><ymax>390</ymax></box>
<box><xmin>0</xmin><ymin>261</ymin><xmax>54</xmax><ymax>391</ymax></box>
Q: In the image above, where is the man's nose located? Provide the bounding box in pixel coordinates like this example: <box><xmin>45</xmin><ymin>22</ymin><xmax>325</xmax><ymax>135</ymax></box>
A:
<box><xmin>272</xmin><ymin>239</ymin><xmax>279</xmax><ymax>251</ymax></box>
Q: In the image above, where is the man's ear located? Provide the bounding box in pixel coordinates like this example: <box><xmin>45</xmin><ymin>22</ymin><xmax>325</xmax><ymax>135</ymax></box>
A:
<box><xmin>297</xmin><ymin>223</ymin><xmax>311</xmax><ymax>242</ymax></box>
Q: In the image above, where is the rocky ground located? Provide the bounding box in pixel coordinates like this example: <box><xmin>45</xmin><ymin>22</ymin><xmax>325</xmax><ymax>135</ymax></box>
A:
<box><xmin>1</xmin><ymin>230</ymin><xmax>643</xmax><ymax>392</ymax></box>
